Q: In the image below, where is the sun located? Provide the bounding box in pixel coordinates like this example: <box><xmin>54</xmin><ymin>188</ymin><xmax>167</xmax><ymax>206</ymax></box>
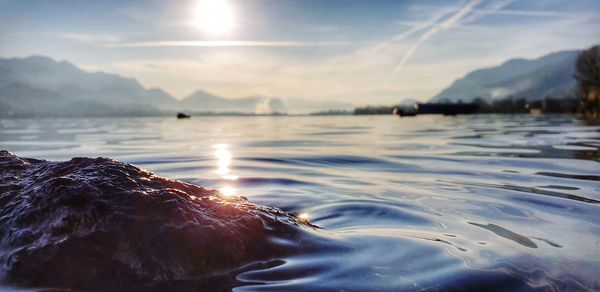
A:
<box><xmin>194</xmin><ymin>0</ymin><xmax>235</xmax><ymax>35</ymax></box>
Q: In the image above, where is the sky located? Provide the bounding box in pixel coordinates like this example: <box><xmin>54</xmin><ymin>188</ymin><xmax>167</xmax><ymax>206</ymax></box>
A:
<box><xmin>1</xmin><ymin>0</ymin><xmax>599</xmax><ymax>104</ymax></box>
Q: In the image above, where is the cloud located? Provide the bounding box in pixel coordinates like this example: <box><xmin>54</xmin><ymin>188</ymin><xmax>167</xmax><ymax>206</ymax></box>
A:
<box><xmin>104</xmin><ymin>40</ymin><xmax>350</xmax><ymax>48</ymax></box>
<box><xmin>370</xmin><ymin>8</ymin><xmax>453</xmax><ymax>53</ymax></box>
<box><xmin>348</xmin><ymin>8</ymin><xmax>455</xmax><ymax>70</ymax></box>
<box><xmin>393</xmin><ymin>0</ymin><xmax>483</xmax><ymax>73</ymax></box>
<box><xmin>408</xmin><ymin>1</ymin><xmax>595</xmax><ymax>23</ymax></box>
<box><xmin>61</xmin><ymin>0</ymin><xmax>600</xmax><ymax>105</ymax></box>
<box><xmin>96</xmin><ymin>0</ymin><xmax>597</xmax><ymax>104</ymax></box>
<box><xmin>472</xmin><ymin>9</ymin><xmax>576</xmax><ymax>17</ymax></box>
<box><xmin>460</xmin><ymin>0</ymin><xmax>517</xmax><ymax>24</ymax></box>
<box><xmin>53</xmin><ymin>33</ymin><xmax>121</xmax><ymax>44</ymax></box>
<box><xmin>391</xmin><ymin>0</ymin><xmax>543</xmax><ymax>74</ymax></box>
<box><xmin>52</xmin><ymin>31</ymin><xmax>349</xmax><ymax>48</ymax></box>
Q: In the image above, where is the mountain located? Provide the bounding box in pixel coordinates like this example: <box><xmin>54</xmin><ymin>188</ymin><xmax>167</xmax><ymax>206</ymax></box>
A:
<box><xmin>0</xmin><ymin>56</ymin><xmax>178</xmax><ymax>116</ymax></box>
<box><xmin>0</xmin><ymin>55</ymin><xmax>352</xmax><ymax>117</ymax></box>
<box><xmin>181</xmin><ymin>90</ymin><xmax>285</xmax><ymax>114</ymax></box>
<box><xmin>429</xmin><ymin>50</ymin><xmax>579</xmax><ymax>103</ymax></box>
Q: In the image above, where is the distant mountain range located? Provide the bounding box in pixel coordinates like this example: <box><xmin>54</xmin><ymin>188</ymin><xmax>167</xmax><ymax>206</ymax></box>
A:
<box><xmin>429</xmin><ymin>50</ymin><xmax>579</xmax><ymax>103</ymax></box>
<box><xmin>0</xmin><ymin>56</ymin><xmax>352</xmax><ymax>117</ymax></box>
<box><xmin>0</xmin><ymin>50</ymin><xmax>582</xmax><ymax>117</ymax></box>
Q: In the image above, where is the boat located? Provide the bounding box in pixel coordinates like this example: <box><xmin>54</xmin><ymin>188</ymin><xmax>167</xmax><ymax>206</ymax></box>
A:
<box><xmin>393</xmin><ymin>107</ymin><xmax>417</xmax><ymax>117</ymax></box>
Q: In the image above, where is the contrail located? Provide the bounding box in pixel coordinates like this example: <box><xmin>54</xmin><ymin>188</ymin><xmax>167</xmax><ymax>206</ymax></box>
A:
<box><xmin>394</xmin><ymin>0</ymin><xmax>482</xmax><ymax>74</ymax></box>
<box><xmin>370</xmin><ymin>8</ymin><xmax>454</xmax><ymax>53</ymax></box>
<box><xmin>353</xmin><ymin>9</ymin><xmax>453</xmax><ymax>68</ymax></box>
<box><xmin>392</xmin><ymin>0</ymin><xmax>519</xmax><ymax>74</ymax></box>
<box><xmin>460</xmin><ymin>0</ymin><xmax>517</xmax><ymax>24</ymax></box>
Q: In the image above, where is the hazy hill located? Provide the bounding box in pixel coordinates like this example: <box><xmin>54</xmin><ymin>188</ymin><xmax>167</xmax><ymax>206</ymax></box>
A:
<box><xmin>429</xmin><ymin>50</ymin><xmax>579</xmax><ymax>103</ymax></box>
<box><xmin>0</xmin><ymin>56</ymin><xmax>177</xmax><ymax>116</ymax></box>
<box><xmin>0</xmin><ymin>56</ymin><xmax>352</xmax><ymax>117</ymax></box>
<box><xmin>181</xmin><ymin>90</ymin><xmax>285</xmax><ymax>114</ymax></box>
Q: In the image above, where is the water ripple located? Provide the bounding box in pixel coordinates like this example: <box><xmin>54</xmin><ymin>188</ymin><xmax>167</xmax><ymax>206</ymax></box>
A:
<box><xmin>1</xmin><ymin>115</ymin><xmax>599</xmax><ymax>290</ymax></box>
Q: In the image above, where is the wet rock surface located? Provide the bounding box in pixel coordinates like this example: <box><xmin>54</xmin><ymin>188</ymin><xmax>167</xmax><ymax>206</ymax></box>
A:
<box><xmin>0</xmin><ymin>150</ymin><xmax>319</xmax><ymax>290</ymax></box>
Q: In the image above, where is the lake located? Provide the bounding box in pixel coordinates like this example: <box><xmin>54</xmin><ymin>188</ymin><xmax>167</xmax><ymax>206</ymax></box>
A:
<box><xmin>1</xmin><ymin>114</ymin><xmax>599</xmax><ymax>290</ymax></box>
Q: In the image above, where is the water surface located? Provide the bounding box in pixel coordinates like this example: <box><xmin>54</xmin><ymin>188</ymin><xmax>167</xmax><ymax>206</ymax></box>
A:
<box><xmin>1</xmin><ymin>115</ymin><xmax>599</xmax><ymax>290</ymax></box>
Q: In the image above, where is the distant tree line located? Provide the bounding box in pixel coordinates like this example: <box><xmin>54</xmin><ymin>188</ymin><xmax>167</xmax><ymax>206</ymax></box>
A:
<box><xmin>354</xmin><ymin>105</ymin><xmax>399</xmax><ymax>115</ymax></box>
<box><xmin>353</xmin><ymin>44</ymin><xmax>599</xmax><ymax>117</ymax></box>
<box><xmin>310</xmin><ymin>109</ymin><xmax>352</xmax><ymax>115</ymax></box>
<box><xmin>575</xmin><ymin>44</ymin><xmax>600</xmax><ymax>119</ymax></box>
<box><xmin>471</xmin><ymin>94</ymin><xmax>579</xmax><ymax>114</ymax></box>
<box><xmin>353</xmin><ymin>95</ymin><xmax>580</xmax><ymax>115</ymax></box>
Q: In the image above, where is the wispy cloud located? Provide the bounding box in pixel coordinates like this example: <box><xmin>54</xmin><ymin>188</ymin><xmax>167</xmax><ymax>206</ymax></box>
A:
<box><xmin>104</xmin><ymin>40</ymin><xmax>349</xmax><ymax>48</ymax></box>
<box><xmin>53</xmin><ymin>33</ymin><xmax>121</xmax><ymax>44</ymax></box>
<box><xmin>33</xmin><ymin>0</ymin><xmax>598</xmax><ymax>105</ymax></box>
<box><xmin>460</xmin><ymin>0</ymin><xmax>517</xmax><ymax>24</ymax></box>
<box><xmin>351</xmin><ymin>8</ymin><xmax>454</xmax><ymax>69</ymax></box>
<box><xmin>394</xmin><ymin>0</ymin><xmax>483</xmax><ymax>74</ymax></box>
<box><xmin>472</xmin><ymin>9</ymin><xmax>575</xmax><ymax>17</ymax></box>
<box><xmin>392</xmin><ymin>0</ymin><xmax>534</xmax><ymax>74</ymax></box>
<box><xmin>372</xmin><ymin>9</ymin><xmax>452</xmax><ymax>53</ymax></box>
<box><xmin>52</xmin><ymin>32</ymin><xmax>348</xmax><ymax>48</ymax></box>
<box><xmin>413</xmin><ymin>5</ymin><xmax>598</xmax><ymax>18</ymax></box>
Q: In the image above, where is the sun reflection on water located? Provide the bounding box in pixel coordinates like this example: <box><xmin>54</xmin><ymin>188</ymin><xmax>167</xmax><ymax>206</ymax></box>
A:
<box><xmin>298</xmin><ymin>213</ymin><xmax>309</xmax><ymax>221</ymax></box>
<box><xmin>219</xmin><ymin>185</ymin><xmax>236</xmax><ymax>197</ymax></box>
<box><xmin>222</xmin><ymin>174</ymin><xmax>239</xmax><ymax>180</ymax></box>
<box><xmin>214</xmin><ymin>144</ymin><xmax>232</xmax><ymax>176</ymax></box>
<box><xmin>214</xmin><ymin>144</ymin><xmax>239</xmax><ymax>198</ymax></box>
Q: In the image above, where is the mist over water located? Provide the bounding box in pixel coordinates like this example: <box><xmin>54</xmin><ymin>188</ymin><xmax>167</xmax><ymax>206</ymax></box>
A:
<box><xmin>1</xmin><ymin>115</ymin><xmax>599</xmax><ymax>290</ymax></box>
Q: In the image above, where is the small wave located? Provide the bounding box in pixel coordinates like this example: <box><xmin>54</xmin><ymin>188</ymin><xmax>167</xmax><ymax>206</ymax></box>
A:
<box><xmin>241</xmin><ymin>155</ymin><xmax>411</xmax><ymax>171</ymax></box>
<box><xmin>310</xmin><ymin>201</ymin><xmax>434</xmax><ymax>229</ymax></box>
<box><xmin>537</xmin><ymin>171</ymin><xmax>600</xmax><ymax>182</ymax></box>
<box><xmin>449</xmin><ymin>180</ymin><xmax>600</xmax><ymax>204</ymax></box>
<box><xmin>469</xmin><ymin>222</ymin><xmax>538</xmax><ymax>248</ymax></box>
<box><xmin>236</xmin><ymin>177</ymin><xmax>318</xmax><ymax>186</ymax></box>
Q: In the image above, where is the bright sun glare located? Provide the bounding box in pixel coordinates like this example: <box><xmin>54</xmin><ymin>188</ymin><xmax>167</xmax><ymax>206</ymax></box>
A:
<box><xmin>220</xmin><ymin>186</ymin><xmax>236</xmax><ymax>197</ymax></box>
<box><xmin>194</xmin><ymin>0</ymin><xmax>235</xmax><ymax>35</ymax></box>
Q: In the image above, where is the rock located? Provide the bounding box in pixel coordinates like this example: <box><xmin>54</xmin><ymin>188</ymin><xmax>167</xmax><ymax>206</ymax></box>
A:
<box><xmin>0</xmin><ymin>151</ymin><xmax>319</xmax><ymax>290</ymax></box>
<box><xmin>177</xmin><ymin>112</ymin><xmax>191</xmax><ymax>119</ymax></box>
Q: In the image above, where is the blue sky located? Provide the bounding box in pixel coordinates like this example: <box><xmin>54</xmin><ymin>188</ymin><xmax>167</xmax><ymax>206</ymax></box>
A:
<box><xmin>1</xmin><ymin>0</ymin><xmax>599</xmax><ymax>103</ymax></box>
